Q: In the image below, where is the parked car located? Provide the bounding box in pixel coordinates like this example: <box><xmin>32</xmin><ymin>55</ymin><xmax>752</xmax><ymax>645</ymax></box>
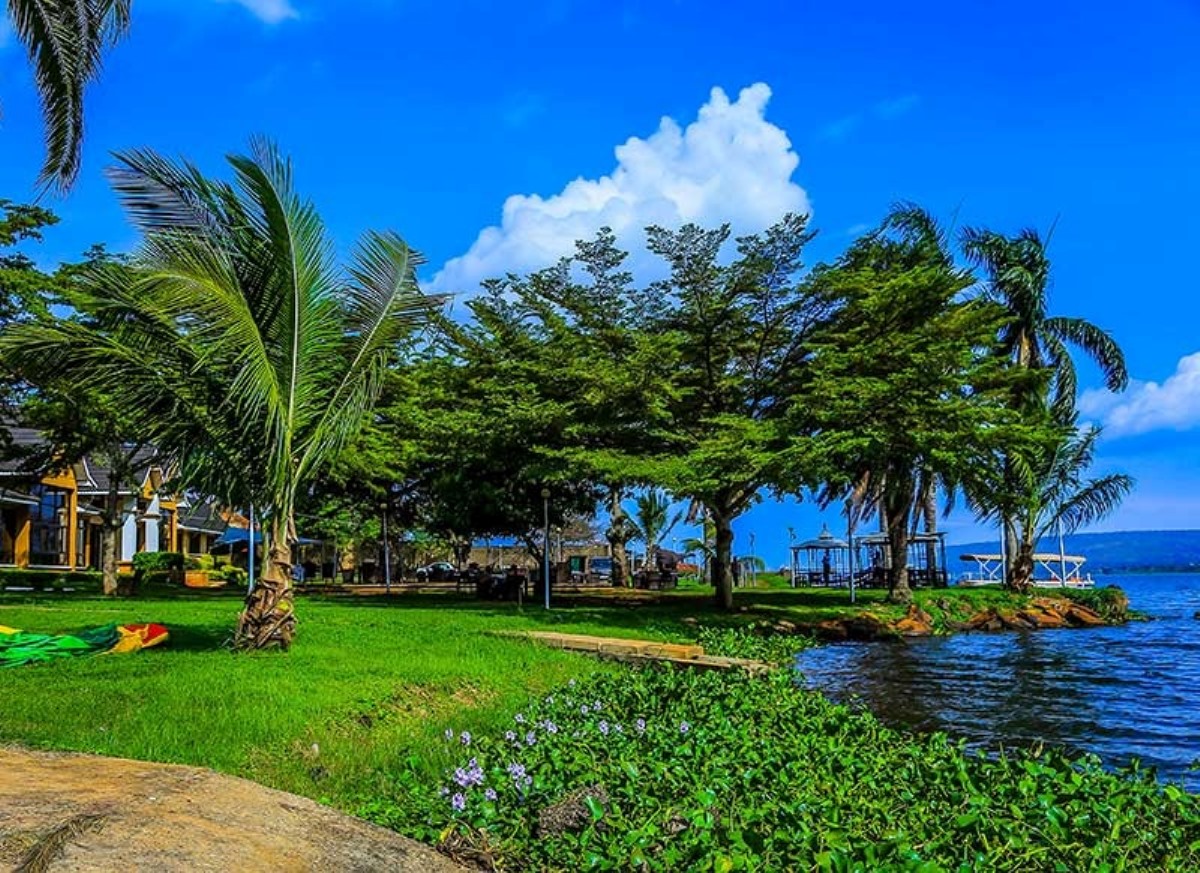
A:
<box><xmin>415</xmin><ymin>561</ymin><xmax>456</xmax><ymax>581</ymax></box>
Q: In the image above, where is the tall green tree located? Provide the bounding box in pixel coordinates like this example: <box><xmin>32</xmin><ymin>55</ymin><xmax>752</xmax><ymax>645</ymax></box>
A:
<box><xmin>961</xmin><ymin>226</ymin><xmax>1127</xmax><ymax>411</ymax></box>
<box><xmin>453</xmin><ymin>216</ymin><xmax>824</xmax><ymax>610</ymax></box>
<box><xmin>0</xmin><ymin>140</ymin><xmax>434</xmax><ymax>648</ymax></box>
<box><xmin>0</xmin><ymin>199</ymin><xmax>61</xmax><ymax>423</ymax></box>
<box><xmin>7</xmin><ymin>0</ymin><xmax>131</xmax><ymax>190</ymax></box>
<box><xmin>800</xmin><ymin>207</ymin><xmax>1040</xmax><ymax>603</ymax></box>
<box><xmin>961</xmin><ymin>226</ymin><xmax>1128</xmax><ymax>582</ymax></box>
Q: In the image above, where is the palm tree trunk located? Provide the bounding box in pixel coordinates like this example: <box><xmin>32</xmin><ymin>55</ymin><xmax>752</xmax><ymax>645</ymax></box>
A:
<box><xmin>922</xmin><ymin>483</ymin><xmax>939</xmax><ymax>585</ymax></box>
<box><xmin>235</xmin><ymin>513</ymin><xmax>296</xmax><ymax>650</ymax></box>
<box><xmin>1007</xmin><ymin>528</ymin><xmax>1036</xmax><ymax>594</ymax></box>
<box><xmin>101</xmin><ymin>474</ymin><xmax>122</xmax><ymax>596</ymax></box>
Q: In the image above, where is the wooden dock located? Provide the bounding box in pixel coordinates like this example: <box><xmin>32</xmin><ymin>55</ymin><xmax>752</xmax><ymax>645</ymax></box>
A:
<box><xmin>503</xmin><ymin>631</ymin><xmax>770</xmax><ymax>673</ymax></box>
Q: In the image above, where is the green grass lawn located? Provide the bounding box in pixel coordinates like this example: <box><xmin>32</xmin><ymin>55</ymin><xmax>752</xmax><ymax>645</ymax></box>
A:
<box><xmin>0</xmin><ymin>586</ymin><xmax>879</xmax><ymax>807</ymax></box>
<box><xmin>0</xmin><ymin>584</ymin><xmax>1087</xmax><ymax>812</ymax></box>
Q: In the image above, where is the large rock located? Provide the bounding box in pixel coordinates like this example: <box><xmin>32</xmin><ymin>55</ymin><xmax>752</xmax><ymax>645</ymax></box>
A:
<box><xmin>0</xmin><ymin>748</ymin><xmax>464</xmax><ymax>872</ymax></box>
<box><xmin>811</xmin><ymin>613</ymin><xmax>895</xmax><ymax>642</ymax></box>
<box><xmin>893</xmin><ymin>604</ymin><xmax>934</xmax><ymax>637</ymax></box>
<box><xmin>1061</xmin><ymin>602</ymin><xmax>1107</xmax><ymax>627</ymax></box>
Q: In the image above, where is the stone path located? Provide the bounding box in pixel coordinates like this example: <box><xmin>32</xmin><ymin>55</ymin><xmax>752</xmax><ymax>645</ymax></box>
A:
<box><xmin>0</xmin><ymin>748</ymin><xmax>463</xmax><ymax>873</ymax></box>
<box><xmin>510</xmin><ymin>631</ymin><xmax>769</xmax><ymax>672</ymax></box>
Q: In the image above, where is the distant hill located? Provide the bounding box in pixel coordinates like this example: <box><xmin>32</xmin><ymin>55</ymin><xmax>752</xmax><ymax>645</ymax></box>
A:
<box><xmin>948</xmin><ymin>530</ymin><xmax>1200</xmax><ymax>575</ymax></box>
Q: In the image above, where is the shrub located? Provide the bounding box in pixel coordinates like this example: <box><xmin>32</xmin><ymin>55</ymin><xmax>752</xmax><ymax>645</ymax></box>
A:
<box><xmin>0</xmin><ymin>569</ymin><xmax>103</xmax><ymax>593</ymax></box>
<box><xmin>363</xmin><ymin>667</ymin><xmax>1200</xmax><ymax>871</ymax></box>
<box><xmin>695</xmin><ymin>625</ymin><xmax>815</xmax><ymax>664</ymax></box>
<box><xmin>132</xmin><ymin>551</ymin><xmax>185</xmax><ymax>575</ymax></box>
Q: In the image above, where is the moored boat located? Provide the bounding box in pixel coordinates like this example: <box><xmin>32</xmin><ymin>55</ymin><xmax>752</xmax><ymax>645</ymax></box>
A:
<box><xmin>957</xmin><ymin>552</ymin><xmax>1095</xmax><ymax>589</ymax></box>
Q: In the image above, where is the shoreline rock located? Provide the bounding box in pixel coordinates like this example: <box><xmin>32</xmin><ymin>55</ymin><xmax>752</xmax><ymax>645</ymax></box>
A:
<box><xmin>757</xmin><ymin>592</ymin><xmax>1126</xmax><ymax>642</ymax></box>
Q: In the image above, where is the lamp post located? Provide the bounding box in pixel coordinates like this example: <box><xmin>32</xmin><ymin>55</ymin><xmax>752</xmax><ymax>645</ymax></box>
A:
<box><xmin>749</xmin><ymin>532</ymin><xmax>757</xmax><ymax>588</ymax></box>
<box><xmin>381</xmin><ymin>502</ymin><xmax>390</xmax><ymax>595</ymax></box>
<box><xmin>247</xmin><ymin>503</ymin><xmax>255</xmax><ymax>594</ymax></box>
<box><xmin>541</xmin><ymin>487</ymin><xmax>551</xmax><ymax>610</ymax></box>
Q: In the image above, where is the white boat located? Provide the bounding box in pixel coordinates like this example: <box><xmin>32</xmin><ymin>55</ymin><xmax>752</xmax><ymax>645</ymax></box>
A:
<box><xmin>957</xmin><ymin>552</ymin><xmax>1095</xmax><ymax>589</ymax></box>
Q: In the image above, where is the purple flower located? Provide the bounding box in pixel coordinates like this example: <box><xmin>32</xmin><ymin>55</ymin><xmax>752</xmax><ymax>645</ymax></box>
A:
<box><xmin>451</xmin><ymin>793</ymin><xmax>466</xmax><ymax>812</ymax></box>
<box><xmin>598</xmin><ymin>720</ymin><xmax>610</xmax><ymax>736</ymax></box>
<box><xmin>484</xmin><ymin>788</ymin><xmax>497</xmax><ymax>801</ymax></box>
<box><xmin>524</xmin><ymin>775</ymin><xmax>533</xmax><ymax>787</ymax></box>
<box><xmin>525</xmin><ymin>731</ymin><xmax>537</xmax><ymax>746</ymax></box>
<box><xmin>452</xmin><ymin>757</ymin><xmax>485</xmax><ymax>788</ymax></box>
<box><xmin>507</xmin><ymin>762</ymin><xmax>526</xmax><ymax>779</ymax></box>
<box><xmin>592</xmin><ymin>701</ymin><xmax>602</xmax><ymax>712</ymax></box>
<box><xmin>444</xmin><ymin>728</ymin><xmax>454</xmax><ymax>741</ymax></box>
<box><xmin>459</xmin><ymin>731</ymin><xmax>472</xmax><ymax>746</ymax></box>
<box><xmin>505</xmin><ymin>730</ymin><xmax>517</xmax><ymax>742</ymax></box>
<box><xmin>614</xmin><ymin>723</ymin><xmax>624</xmax><ymax>734</ymax></box>
<box><xmin>544</xmin><ymin>721</ymin><xmax>559</xmax><ymax>735</ymax></box>
<box><xmin>679</xmin><ymin>721</ymin><xmax>692</xmax><ymax>734</ymax></box>
<box><xmin>580</xmin><ymin>704</ymin><xmax>590</xmax><ymax>715</ymax></box>
<box><xmin>514</xmin><ymin>713</ymin><xmax>526</xmax><ymax>724</ymax></box>
<box><xmin>635</xmin><ymin>718</ymin><xmax>646</xmax><ymax>733</ymax></box>
<box><xmin>439</xmin><ymin>786</ymin><xmax>450</xmax><ymax>797</ymax></box>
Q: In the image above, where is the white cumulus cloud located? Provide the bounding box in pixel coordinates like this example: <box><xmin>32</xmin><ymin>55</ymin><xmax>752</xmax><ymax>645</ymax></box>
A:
<box><xmin>1079</xmin><ymin>351</ymin><xmax>1200</xmax><ymax>437</ymax></box>
<box><xmin>220</xmin><ymin>0</ymin><xmax>299</xmax><ymax>24</ymax></box>
<box><xmin>430</xmin><ymin>83</ymin><xmax>809</xmax><ymax>296</ymax></box>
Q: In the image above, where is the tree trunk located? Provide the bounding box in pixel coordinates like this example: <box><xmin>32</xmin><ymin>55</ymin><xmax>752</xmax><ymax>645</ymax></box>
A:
<box><xmin>235</xmin><ymin>513</ymin><xmax>296</xmax><ymax>650</ymax></box>
<box><xmin>1007</xmin><ymin>531</ymin><xmax>1036</xmax><ymax>593</ymax></box>
<box><xmin>922</xmin><ymin>484</ymin><xmax>939</xmax><ymax>586</ymax></box>
<box><xmin>1004</xmin><ymin>519</ymin><xmax>1021</xmax><ymax>588</ymax></box>
<box><xmin>606</xmin><ymin>488</ymin><xmax>628</xmax><ymax>588</ymax></box>
<box><xmin>885</xmin><ymin>480</ymin><xmax>914</xmax><ymax>604</ymax></box>
<box><xmin>711</xmin><ymin>508</ymin><xmax>734</xmax><ymax>611</ymax></box>
<box><xmin>101</xmin><ymin>517</ymin><xmax>120</xmax><ymax>596</ymax></box>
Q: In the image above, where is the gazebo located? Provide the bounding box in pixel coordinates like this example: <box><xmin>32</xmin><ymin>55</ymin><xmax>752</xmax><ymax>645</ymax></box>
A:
<box><xmin>789</xmin><ymin>525</ymin><xmax>851</xmax><ymax>587</ymax></box>
<box><xmin>853</xmin><ymin>532</ymin><xmax>949</xmax><ymax>588</ymax></box>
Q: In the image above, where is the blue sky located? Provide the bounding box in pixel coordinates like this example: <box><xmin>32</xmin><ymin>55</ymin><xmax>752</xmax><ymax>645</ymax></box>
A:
<box><xmin>1</xmin><ymin>0</ymin><xmax>1198</xmax><ymax>565</ymax></box>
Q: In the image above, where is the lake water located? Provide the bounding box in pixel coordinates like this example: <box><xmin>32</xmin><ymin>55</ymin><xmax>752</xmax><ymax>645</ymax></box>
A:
<box><xmin>795</xmin><ymin>574</ymin><xmax>1200</xmax><ymax>790</ymax></box>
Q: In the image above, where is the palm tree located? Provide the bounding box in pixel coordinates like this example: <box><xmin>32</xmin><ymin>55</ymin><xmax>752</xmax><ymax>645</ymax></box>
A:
<box><xmin>968</xmin><ymin>419</ymin><xmax>1133</xmax><ymax>592</ymax></box>
<box><xmin>0</xmin><ymin>139</ymin><xmax>435</xmax><ymax>648</ymax></box>
<box><xmin>629</xmin><ymin>489</ymin><xmax>682</xmax><ymax>573</ymax></box>
<box><xmin>961</xmin><ymin>226</ymin><xmax>1127</xmax><ymax>411</ymax></box>
<box><xmin>7</xmin><ymin>0</ymin><xmax>131</xmax><ymax>190</ymax></box>
<box><xmin>961</xmin><ymin>226</ymin><xmax>1128</xmax><ymax>581</ymax></box>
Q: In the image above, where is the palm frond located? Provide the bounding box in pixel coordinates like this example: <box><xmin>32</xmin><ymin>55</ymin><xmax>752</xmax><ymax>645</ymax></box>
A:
<box><xmin>1044</xmin><ymin>315</ymin><xmax>1128</xmax><ymax>392</ymax></box>
<box><xmin>10</xmin><ymin>0</ymin><xmax>131</xmax><ymax>190</ymax></box>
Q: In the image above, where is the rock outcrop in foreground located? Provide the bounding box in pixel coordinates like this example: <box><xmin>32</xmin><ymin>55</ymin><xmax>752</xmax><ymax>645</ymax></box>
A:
<box><xmin>0</xmin><ymin>748</ymin><xmax>464</xmax><ymax>872</ymax></box>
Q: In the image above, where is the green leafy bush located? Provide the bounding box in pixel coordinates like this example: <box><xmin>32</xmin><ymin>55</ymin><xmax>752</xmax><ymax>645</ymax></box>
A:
<box><xmin>695</xmin><ymin>625</ymin><xmax>815</xmax><ymax>664</ymax></box>
<box><xmin>363</xmin><ymin>667</ymin><xmax>1200</xmax><ymax>871</ymax></box>
<box><xmin>132</xmin><ymin>551</ymin><xmax>185</xmax><ymax>575</ymax></box>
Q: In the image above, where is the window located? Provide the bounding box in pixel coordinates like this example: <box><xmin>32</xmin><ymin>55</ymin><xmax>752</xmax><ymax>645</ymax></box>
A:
<box><xmin>1</xmin><ymin>507</ymin><xmax>21</xmax><ymax>565</ymax></box>
<box><xmin>161</xmin><ymin>509</ymin><xmax>175</xmax><ymax>552</ymax></box>
<box><xmin>29</xmin><ymin>484</ymin><xmax>69</xmax><ymax>566</ymax></box>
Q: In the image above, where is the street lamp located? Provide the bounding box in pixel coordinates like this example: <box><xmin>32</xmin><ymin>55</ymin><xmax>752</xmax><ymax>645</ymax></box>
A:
<box><xmin>541</xmin><ymin>487</ymin><xmax>551</xmax><ymax>610</ymax></box>
<box><xmin>749</xmin><ymin>531</ymin><xmax>757</xmax><ymax>588</ymax></box>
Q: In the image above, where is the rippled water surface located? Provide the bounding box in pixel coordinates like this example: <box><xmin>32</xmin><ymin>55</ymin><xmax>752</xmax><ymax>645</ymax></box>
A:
<box><xmin>795</xmin><ymin>574</ymin><xmax>1200</xmax><ymax>789</ymax></box>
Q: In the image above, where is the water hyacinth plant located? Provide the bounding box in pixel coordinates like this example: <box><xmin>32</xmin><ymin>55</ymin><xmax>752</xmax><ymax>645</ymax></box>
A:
<box><xmin>363</xmin><ymin>667</ymin><xmax>1200</xmax><ymax>871</ymax></box>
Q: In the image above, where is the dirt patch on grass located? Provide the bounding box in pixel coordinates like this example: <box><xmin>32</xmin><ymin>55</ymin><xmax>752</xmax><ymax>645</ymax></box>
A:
<box><xmin>0</xmin><ymin>747</ymin><xmax>463</xmax><ymax>872</ymax></box>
